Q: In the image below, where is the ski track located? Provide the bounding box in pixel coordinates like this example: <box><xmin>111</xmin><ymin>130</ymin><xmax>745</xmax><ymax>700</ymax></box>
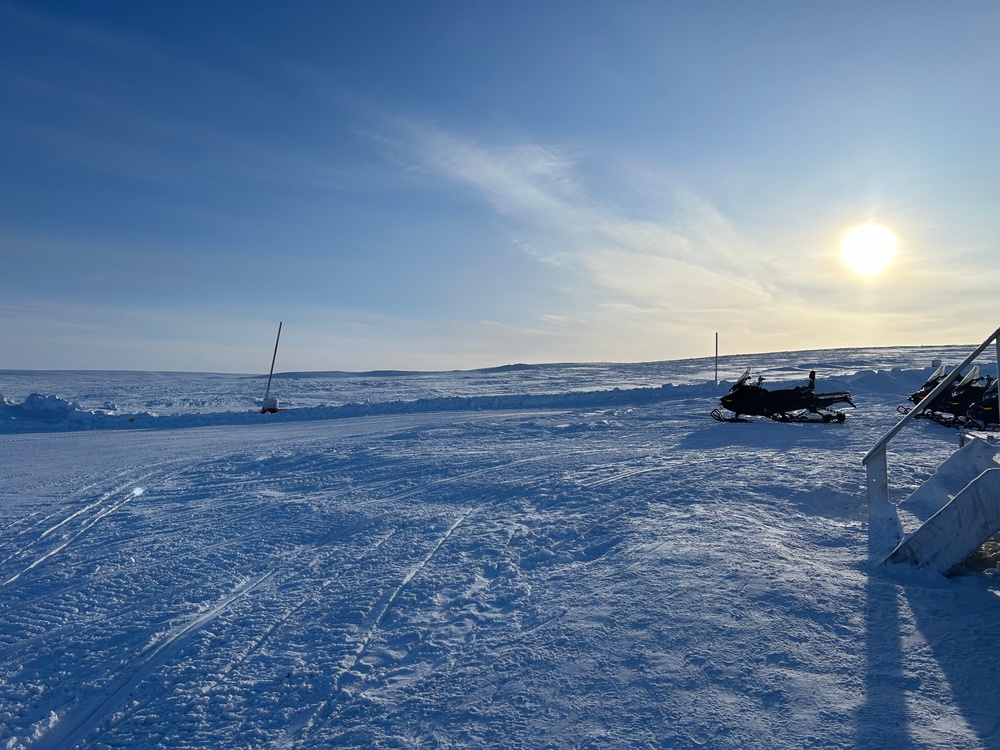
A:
<box><xmin>0</xmin><ymin>476</ymin><xmax>132</xmax><ymax>570</ymax></box>
<box><xmin>295</xmin><ymin>510</ymin><xmax>475</xmax><ymax>747</ymax></box>
<box><xmin>3</xmin><ymin>488</ymin><xmax>147</xmax><ymax>587</ymax></box>
<box><xmin>213</xmin><ymin>522</ymin><xmax>405</xmax><ymax>689</ymax></box>
<box><xmin>31</xmin><ymin>571</ymin><xmax>278</xmax><ymax>750</ymax></box>
<box><xmin>352</xmin><ymin>450</ymin><xmax>594</xmax><ymax>508</ymax></box>
<box><xmin>0</xmin><ymin>461</ymin><xmax>193</xmax><ymax>587</ymax></box>
<box><xmin>0</xmin><ymin>460</ymin><xmax>189</xmax><ymax>565</ymax></box>
<box><xmin>280</xmin><ymin>450</ymin><xmax>585</xmax><ymax>746</ymax></box>
<box><xmin>288</xmin><ymin>441</ymin><xmax>673</xmax><ymax>746</ymax></box>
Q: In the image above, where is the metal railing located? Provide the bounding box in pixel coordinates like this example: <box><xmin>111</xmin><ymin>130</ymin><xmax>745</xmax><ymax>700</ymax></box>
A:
<box><xmin>863</xmin><ymin>327</ymin><xmax>1000</xmax><ymax>519</ymax></box>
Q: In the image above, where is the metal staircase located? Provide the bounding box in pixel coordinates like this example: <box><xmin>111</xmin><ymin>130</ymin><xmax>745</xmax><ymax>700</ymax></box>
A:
<box><xmin>863</xmin><ymin>327</ymin><xmax>1000</xmax><ymax>572</ymax></box>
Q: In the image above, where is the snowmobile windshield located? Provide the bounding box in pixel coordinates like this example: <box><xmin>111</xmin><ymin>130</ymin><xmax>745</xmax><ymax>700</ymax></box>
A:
<box><xmin>956</xmin><ymin>365</ymin><xmax>981</xmax><ymax>388</ymax></box>
<box><xmin>921</xmin><ymin>363</ymin><xmax>946</xmax><ymax>388</ymax></box>
<box><xmin>731</xmin><ymin>369</ymin><xmax>751</xmax><ymax>391</ymax></box>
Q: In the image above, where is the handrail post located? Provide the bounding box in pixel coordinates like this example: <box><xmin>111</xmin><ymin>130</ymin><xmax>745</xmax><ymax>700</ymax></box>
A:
<box><xmin>866</xmin><ymin>444</ymin><xmax>901</xmax><ymax>557</ymax></box>
<box><xmin>866</xmin><ymin>445</ymin><xmax>888</xmax><ymax>509</ymax></box>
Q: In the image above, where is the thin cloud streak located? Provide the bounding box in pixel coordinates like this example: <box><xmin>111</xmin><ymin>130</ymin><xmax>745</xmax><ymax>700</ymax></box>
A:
<box><xmin>400</xmin><ymin>122</ymin><xmax>589</xmax><ymax>229</ymax></box>
<box><xmin>393</xmin><ymin>121</ymin><xmax>775</xmax><ymax>310</ymax></box>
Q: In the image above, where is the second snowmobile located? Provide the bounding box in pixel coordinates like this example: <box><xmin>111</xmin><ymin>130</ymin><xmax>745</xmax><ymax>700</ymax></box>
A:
<box><xmin>906</xmin><ymin>363</ymin><xmax>954</xmax><ymax>408</ymax></box>
<box><xmin>966</xmin><ymin>376</ymin><xmax>1000</xmax><ymax>428</ymax></box>
<box><xmin>711</xmin><ymin>369</ymin><xmax>855</xmax><ymax>423</ymax></box>
<box><xmin>902</xmin><ymin>365</ymin><xmax>987</xmax><ymax>427</ymax></box>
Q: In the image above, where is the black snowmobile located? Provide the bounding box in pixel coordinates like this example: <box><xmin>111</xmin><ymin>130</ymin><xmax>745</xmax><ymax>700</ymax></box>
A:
<box><xmin>966</xmin><ymin>376</ymin><xmax>1000</xmax><ymax>428</ymax></box>
<box><xmin>940</xmin><ymin>368</ymin><xmax>989</xmax><ymax>425</ymax></box>
<box><xmin>906</xmin><ymin>363</ymin><xmax>954</xmax><ymax>407</ymax></box>
<box><xmin>906</xmin><ymin>365</ymin><xmax>985</xmax><ymax>427</ymax></box>
<box><xmin>711</xmin><ymin>369</ymin><xmax>855</xmax><ymax>423</ymax></box>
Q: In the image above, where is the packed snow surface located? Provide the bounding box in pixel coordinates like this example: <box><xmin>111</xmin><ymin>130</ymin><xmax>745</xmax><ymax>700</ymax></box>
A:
<box><xmin>2</xmin><ymin>345</ymin><xmax>1000</xmax><ymax>749</ymax></box>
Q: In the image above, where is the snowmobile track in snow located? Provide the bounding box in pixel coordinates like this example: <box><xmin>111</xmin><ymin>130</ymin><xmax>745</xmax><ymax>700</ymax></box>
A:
<box><xmin>1</xmin><ymin>465</ymin><xmax>189</xmax><ymax>586</ymax></box>
<box><xmin>31</xmin><ymin>570</ymin><xmax>278</xmax><ymax>750</ymax></box>
<box><xmin>295</xmin><ymin>509</ymin><xmax>475</xmax><ymax>745</ymax></box>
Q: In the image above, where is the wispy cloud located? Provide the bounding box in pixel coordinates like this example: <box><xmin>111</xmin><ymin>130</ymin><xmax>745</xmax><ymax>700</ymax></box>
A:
<box><xmin>384</xmin><ymin>121</ymin><xmax>775</xmax><ymax>318</ymax></box>
<box><xmin>396</xmin><ymin>122</ymin><xmax>589</xmax><ymax>230</ymax></box>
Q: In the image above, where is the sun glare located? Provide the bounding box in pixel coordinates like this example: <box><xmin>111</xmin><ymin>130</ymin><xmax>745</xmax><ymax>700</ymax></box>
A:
<box><xmin>840</xmin><ymin>225</ymin><xmax>897</xmax><ymax>276</ymax></box>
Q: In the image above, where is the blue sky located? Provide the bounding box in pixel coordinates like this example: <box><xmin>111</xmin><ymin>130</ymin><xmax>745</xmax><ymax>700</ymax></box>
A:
<box><xmin>3</xmin><ymin>1</ymin><xmax>999</xmax><ymax>372</ymax></box>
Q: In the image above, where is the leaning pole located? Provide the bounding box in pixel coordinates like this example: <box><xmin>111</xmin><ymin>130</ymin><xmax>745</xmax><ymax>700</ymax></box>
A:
<box><xmin>261</xmin><ymin>322</ymin><xmax>282</xmax><ymax>414</ymax></box>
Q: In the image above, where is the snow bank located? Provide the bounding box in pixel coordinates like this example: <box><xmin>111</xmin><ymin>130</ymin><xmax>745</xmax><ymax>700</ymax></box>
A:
<box><xmin>0</xmin><ymin>391</ymin><xmax>118</xmax><ymax>424</ymax></box>
<box><xmin>0</xmin><ymin>383</ymin><xmax>708</xmax><ymax>432</ymax></box>
<box><xmin>0</xmin><ymin>365</ymin><xmax>966</xmax><ymax>434</ymax></box>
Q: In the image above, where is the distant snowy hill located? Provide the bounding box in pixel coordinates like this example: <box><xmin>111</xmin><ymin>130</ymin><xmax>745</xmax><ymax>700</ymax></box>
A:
<box><xmin>0</xmin><ymin>344</ymin><xmax>982</xmax><ymax>430</ymax></box>
<box><xmin>2</xmin><ymin>346</ymin><xmax>999</xmax><ymax>749</ymax></box>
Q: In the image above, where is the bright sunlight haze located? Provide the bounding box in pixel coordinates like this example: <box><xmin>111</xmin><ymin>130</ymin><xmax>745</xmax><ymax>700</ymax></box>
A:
<box><xmin>841</xmin><ymin>225</ymin><xmax>897</xmax><ymax>277</ymax></box>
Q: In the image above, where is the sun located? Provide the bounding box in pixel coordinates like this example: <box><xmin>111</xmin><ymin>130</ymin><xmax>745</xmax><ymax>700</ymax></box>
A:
<box><xmin>840</xmin><ymin>225</ymin><xmax>897</xmax><ymax>276</ymax></box>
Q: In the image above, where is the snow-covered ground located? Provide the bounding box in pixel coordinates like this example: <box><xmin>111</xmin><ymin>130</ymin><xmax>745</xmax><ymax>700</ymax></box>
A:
<box><xmin>2</xmin><ymin>345</ymin><xmax>1000</xmax><ymax>749</ymax></box>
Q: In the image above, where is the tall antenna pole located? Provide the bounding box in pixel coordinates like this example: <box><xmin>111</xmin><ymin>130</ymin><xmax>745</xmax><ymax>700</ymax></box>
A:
<box><xmin>715</xmin><ymin>332</ymin><xmax>719</xmax><ymax>386</ymax></box>
<box><xmin>262</xmin><ymin>321</ymin><xmax>282</xmax><ymax>412</ymax></box>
